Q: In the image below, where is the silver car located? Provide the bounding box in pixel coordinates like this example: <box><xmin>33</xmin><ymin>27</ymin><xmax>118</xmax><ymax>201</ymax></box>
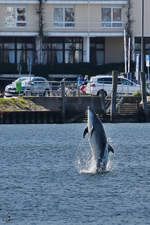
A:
<box><xmin>5</xmin><ymin>76</ymin><xmax>50</xmax><ymax>97</ymax></box>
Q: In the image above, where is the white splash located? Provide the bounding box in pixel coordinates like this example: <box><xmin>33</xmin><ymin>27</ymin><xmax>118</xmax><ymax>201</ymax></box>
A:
<box><xmin>76</xmin><ymin>138</ymin><xmax>114</xmax><ymax>174</ymax></box>
<box><xmin>78</xmin><ymin>155</ymin><xmax>97</xmax><ymax>174</ymax></box>
<box><xmin>105</xmin><ymin>152</ymin><xmax>114</xmax><ymax>171</ymax></box>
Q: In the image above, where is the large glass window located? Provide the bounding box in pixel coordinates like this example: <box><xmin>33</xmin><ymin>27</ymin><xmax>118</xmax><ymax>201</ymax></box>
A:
<box><xmin>42</xmin><ymin>37</ymin><xmax>83</xmax><ymax>64</ymax></box>
<box><xmin>5</xmin><ymin>7</ymin><xmax>26</xmax><ymax>27</ymax></box>
<box><xmin>113</xmin><ymin>8</ymin><xmax>122</xmax><ymax>27</ymax></box>
<box><xmin>135</xmin><ymin>37</ymin><xmax>150</xmax><ymax>60</ymax></box>
<box><xmin>101</xmin><ymin>8</ymin><xmax>111</xmax><ymax>27</ymax></box>
<box><xmin>90</xmin><ymin>38</ymin><xmax>105</xmax><ymax>65</ymax></box>
<box><xmin>101</xmin><ymin>8</ymin><xmax>122</xmax><ymax>28</ymax></box>
<box><xmin>53</xmin><ymin>6</ymin><xmax>75</xmax><ymax>27</ymax></box>
<box><xmin>145</xmin><ymin>38</ymin><xmax>150</xmax><ymax>56</ymax></box>
<box><xmin>0</xmin><ymin>37</ymin><xmax>35</xmax><ymax>64</ymax></box>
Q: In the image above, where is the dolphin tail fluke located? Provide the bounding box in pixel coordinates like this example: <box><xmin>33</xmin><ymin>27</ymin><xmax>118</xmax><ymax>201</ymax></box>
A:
<box><xmin>83</xmin><ymin>126</ymin><xmax>88</xmax><ymax>138</ymax></box>
<box><xmin>108</xmin><ymin>144</ymin><xmax>114</xmax><ymax>153</ymax></box>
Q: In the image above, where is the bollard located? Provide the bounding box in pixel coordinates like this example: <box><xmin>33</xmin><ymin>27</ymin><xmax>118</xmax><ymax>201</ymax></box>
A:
<box><xmin>110</xmin><ymin>71</ymin><xmax>118</xmax><ymax>122</ymax></box>
<box><xmin>61</xmin><ymin>82</ymin><xmax>66</xmax><ymax>123</ymax></box>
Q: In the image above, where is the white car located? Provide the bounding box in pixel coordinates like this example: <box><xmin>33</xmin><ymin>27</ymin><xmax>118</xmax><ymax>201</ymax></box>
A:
<box><xmin>5</xmin><ymin>76</ymin><xmax>31</xmax><ymax>97</ymax></box>
<box><xmin>5</xmin><ymin>76</ymin><xmax>50</xmax><ymax>97</ymax></box>
<box><xmin>85</xmin><ymin>75</ymin><xmax>141</xmax><ymax>96</ymax></box>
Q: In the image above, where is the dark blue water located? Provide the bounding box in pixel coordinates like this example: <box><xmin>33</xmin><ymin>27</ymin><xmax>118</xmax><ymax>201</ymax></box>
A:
<box><xmin>0</xmin><ymin>123</ymin><xmax>150</xmax><ymax>225</ymax></box>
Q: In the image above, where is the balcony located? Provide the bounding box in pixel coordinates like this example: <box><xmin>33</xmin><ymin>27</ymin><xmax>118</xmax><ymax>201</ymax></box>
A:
<box><xmin>0</xmin><ymin>20</ymin><xmax>125</xmax><ymax>37</ymax></box>
<box><xmin>44</xmin><ymin>20</ymin><xmax>125</xmax><ymax>36</ymax></box>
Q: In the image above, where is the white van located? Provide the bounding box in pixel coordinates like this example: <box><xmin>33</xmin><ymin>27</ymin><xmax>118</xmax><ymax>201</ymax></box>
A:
<box><xmin>85</xmin><ymin>75</ymin><xmax>140</xmax><ymax>96</ymax></box>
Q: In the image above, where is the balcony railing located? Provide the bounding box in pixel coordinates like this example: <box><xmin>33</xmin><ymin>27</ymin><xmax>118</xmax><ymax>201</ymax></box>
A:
<box><xmin>45</xmin><ymin>20</ymin><xmax>125</xmax><ymax>33</ymax></box>
<box><xmin>53</xmin><ymin>21</ymin><xmax>75</xmax><ymax>28</ymax></box>
<box><xmin>101</xmin><ymin>21</ymin><xmax>123</xmax><ymax>28</ymax></box>
<box><xmin>0</xmin><ymin>20</ymin><xmax>125</xmax><ymax>34</ymax></box>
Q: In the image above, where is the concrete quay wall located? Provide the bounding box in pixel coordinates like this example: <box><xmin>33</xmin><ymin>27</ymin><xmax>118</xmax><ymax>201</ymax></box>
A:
<box><xmin>28</xmin><ymin>96</ymin><xmax>104</xmax><ymax>112</ymax></box>
<box><xmin>0</xmin><ymin>96</ymin><xmax>104</xmax><ymax>124</ymax></box>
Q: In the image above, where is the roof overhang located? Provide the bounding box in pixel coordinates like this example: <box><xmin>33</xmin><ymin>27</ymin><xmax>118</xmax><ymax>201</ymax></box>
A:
<box><xmin>46</xmin><ymin>1</ymin><xmax>128</xmax><ymax>4</ymax></box>
<box><xmin>46</xmin><ymin>31</ymin><xmax>124</xmax><ymax>37</ymax></box>
<box><xmin>0</xmin><ymin>31</ymin><xmax>124</xmax><ymax>37</ymax></box>
<box><xmin>0</xmin><ymin>0</ymin><xmax>128</xmax><ymax>5</ymax></box>
<box><xmin>0</xmin><ymin>32</ymin><xmax>38</xmax><ymax>36</ymax></box>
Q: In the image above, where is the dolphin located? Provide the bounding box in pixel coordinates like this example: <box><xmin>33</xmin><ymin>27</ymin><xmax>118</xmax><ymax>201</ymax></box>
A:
<box><xmin>83</xmin><ymin>106</ymin><xmax>114</xmax><ymax>172</ymax></box>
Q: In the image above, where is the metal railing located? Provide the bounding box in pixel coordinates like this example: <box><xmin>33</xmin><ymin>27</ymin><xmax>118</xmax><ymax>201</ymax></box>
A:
<box><xmin>45</xmin><ymin>20</ymin><xmax>125</xmax><ymax>33</ymax></box>
<box><xmin>16</xmin><ymin>81</ymin><xmax>85</xmax><ymax>97</ymax></box>
<box><xmin>48</xmin><ymin>81</ymin><xmax>81</xmax><ymax>97</ymax></box>
<box><xmin>4</xmin><ymin>79</ymin><xmax>144</xmax><ymax>98</ymax></box>
<box><xmin>100</xmin><ymin>21</ymin><xmax>123</xmax><ymax>28</ymax></box>
<box><xmin>0</xmin><ymin>20</ymin><xmax>125</xmax><ymax>33</ymax></box>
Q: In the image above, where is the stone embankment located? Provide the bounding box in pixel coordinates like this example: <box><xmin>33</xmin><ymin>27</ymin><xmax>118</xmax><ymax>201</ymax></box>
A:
<box><xmin>0</xmin><ymin>96</ymin><xmax>104</xmax><ymax>124</ymax></box>
<box><xmin>0</xmin><ymin>97</ymin><xmax>48</xmax><ymax>112</ymax></box>
<box><xmin>0</xmin><ymin>95</ymin><xmax>150</xmax><ymax>124</ymax></box>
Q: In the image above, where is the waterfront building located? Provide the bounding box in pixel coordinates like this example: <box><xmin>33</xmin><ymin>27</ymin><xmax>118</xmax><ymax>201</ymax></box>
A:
<box><xmin>0</xmin><ymin>0</ymin><xmax>128</xmax><ymax>71</ymax></box>
<box><xmin>130</xmin><ymin>0</ymin><xmax>150</xmax><ymax>60</ymax></box>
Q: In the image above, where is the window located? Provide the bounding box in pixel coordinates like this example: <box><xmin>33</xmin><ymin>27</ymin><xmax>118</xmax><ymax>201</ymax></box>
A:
<box><xmin>16</xmin><ymin>8</ymin><xmax>26</xmax><ymax>26</ymax></box>
<box><xmin>90</xmin><ymin>38</ymin><xmax>104</xmax><ymax>65</ymax></box>
<box><xmin>97</xmin><ymin>78</ymin><xmax>112</xmax><ymax>84</ymax></box>
<box><xmin>135</xmin><ymin>37</ymin><xmax>150</xmax><ymax>58</ymax></box>
<box><xmin>101</xmin><ymin>8</ymin><xmax>111</xmax><ymax>27</ymax></box>
<box><xmin>42</xmin><ymin>37</ymin><xmax>83</xmax><ymax>64</ymax></box>
<box><xmin>53</xmin><ymin>6</ymin><xmax>75</xmax><ymax>27</ymax></box>
<box><xmin>121</xmin><ymin>79</ymin><xmax>133</xmax><ymax>86</ymax></box>
<box><xmin>0</xmin><ymin>37</ymin><xmax>35</xmax><ymax>64</ymax></box>
<box><xmin>5</xmin><ymin>7</ymin><xmax>26</xmax><ymax>27</ymax></box>
<box><xmin>117</xmin><ymin>78</ymin><xmax>122</xmax><ymax>84</ymax></box>
<box><xmin>103</xmin><ymin>78</ymin><xmax>112</xmax><ymax>84</ymax></box>
<box><xmin>101</xmin><ymin>8</ymin><xmax>122</xmax><ymax>28</ymax></box>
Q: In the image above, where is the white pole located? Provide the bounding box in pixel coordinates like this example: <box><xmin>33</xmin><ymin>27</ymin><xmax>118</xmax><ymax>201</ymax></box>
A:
<box><xmin>148</xmin><ymin>66</ymin><xmax>150</xmax><ymax>88</ymax></box>
<box><xmin>124</xmin><ymin>29</ymin><xmax>127</xmax><ymax>74</ymax></box>
<box><xmin>136</xmin><ymin>54</ymin><xmax>140</xmax><ymax>83</ymax></box>
<box><xmin>128</xmin><ymin>37</ymin><xmax>131</xmax><ymax>79</ymax></box>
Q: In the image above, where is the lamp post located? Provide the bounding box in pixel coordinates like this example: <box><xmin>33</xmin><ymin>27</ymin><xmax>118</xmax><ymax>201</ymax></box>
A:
<box><xmin>141</xmin><ymin>0</ymin><xmax>144</xmax><ymax>72</ymax></box>
<box><xmin>140</xmin><ymin>0</ymin><xmax>147</xmax><ymax>111</ymax></box>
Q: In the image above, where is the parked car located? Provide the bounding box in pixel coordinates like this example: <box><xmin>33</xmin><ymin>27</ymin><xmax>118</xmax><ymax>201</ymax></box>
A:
<box><xmin>5</xmin><ymin>76</ymin><xmax>50</xmax><ymax>97</ymax></box>
<box><xmin>85</xmin><ymin>75</ymin><xmax>141</xmax><ymax>96</ymax></box>
<box><xmin>4</xmin><ymin>76</ymin><xmax>30</xmax><ymax>97</ymax></box>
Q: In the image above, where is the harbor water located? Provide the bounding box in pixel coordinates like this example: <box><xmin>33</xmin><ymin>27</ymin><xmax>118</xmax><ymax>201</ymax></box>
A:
<box><xmin>0</xmin><ymin>123</ymin><xmax>150</xmax><ymax>225</ymax></box>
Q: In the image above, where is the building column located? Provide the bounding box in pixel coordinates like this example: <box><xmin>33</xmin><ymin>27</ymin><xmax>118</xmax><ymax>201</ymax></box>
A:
<box><xmin>132</xmin><ymin>37</ymin><xmax>135</xmax><ymax>62</ymax></box>
<box><xmin>35</xmin><ymin>36</ymin><xmax>43</xmax><ymax>64</ymax></box>
<box><xmin>83</xmin><ymin>36</ymin><xmax>90</xmax><ymax>63</ymax></box>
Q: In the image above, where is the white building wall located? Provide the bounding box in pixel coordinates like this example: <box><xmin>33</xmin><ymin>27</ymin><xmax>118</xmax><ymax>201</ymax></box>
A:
<box><xmin>130</xmin><ymin>0</ymin><xmax>150</xmax><ymax>37</ymax></box>
<box><xmin>0</xmin><ymin>4</ymin><xmax>39</xmax><ymax>33</ymax></box>
<box><xmin>0</xmin><ymin>0</ymin><xmax>129</xmax><ymax>65</ymax></box>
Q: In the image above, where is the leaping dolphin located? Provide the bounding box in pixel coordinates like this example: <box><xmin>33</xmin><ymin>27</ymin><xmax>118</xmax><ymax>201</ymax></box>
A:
<box><xmin>83</xmin><ymin>106</ymin><xmax>114</xmax><ymax>172</ymax></box>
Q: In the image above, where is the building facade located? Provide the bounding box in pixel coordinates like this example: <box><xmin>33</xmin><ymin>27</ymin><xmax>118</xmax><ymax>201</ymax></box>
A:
<box><xmin>0</xmin><ymin>0</ymin><xmax>128</xmax><ymax>69</ymax></box>
<box><xmin>130</xmin><ymin>0</ymin><xmax>150</xmax><ymax>61</ymax></box>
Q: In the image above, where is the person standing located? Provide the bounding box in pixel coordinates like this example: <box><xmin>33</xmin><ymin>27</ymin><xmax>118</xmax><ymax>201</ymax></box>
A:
<box><xmin>77</xmin><ymin>75</ymin><xmax>82</xmax><ymax>86</ymax></box>
<box><xmin>84</xmin><ymin>75</ymin><xmax>88</xmax><ymax>85</ymax></box>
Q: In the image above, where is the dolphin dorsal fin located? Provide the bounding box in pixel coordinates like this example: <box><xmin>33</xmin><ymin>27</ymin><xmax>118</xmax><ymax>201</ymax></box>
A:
<box><xmin>108</xmin><ymin>144</ymin><xmax>114</xmax><ymax>153</ymax></box>
<box><xmin>83</xmin><ymin>127</ymin><xmax>88</xmax><ymax>138</ymax></box>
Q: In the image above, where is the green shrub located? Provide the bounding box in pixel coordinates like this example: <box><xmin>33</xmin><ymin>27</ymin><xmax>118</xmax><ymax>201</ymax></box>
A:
<box><xmin>132</xmin><ymin>90</ymin><xmax>141</xmax><ymax>97</ymax></box>
<box><xmin>132</xmin><ymin>90</ymin><xmax>150</xmax><ymax>97</ymax></box>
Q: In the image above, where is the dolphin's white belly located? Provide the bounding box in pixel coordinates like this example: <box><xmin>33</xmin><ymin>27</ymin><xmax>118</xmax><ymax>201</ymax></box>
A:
<box><xmin>89</xmin><ymin>132</ymin><xmax>108</xmax><ymax>169</ymax></box>
<box><xmin>101</xmin><ymin>143</ymin><xmax>108</xmax><ymax>169</ymax></box>
<box><xmin>89</xmin><ymin>132</ymin><xmax>103</xmax><ymax>158</ymax></box>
